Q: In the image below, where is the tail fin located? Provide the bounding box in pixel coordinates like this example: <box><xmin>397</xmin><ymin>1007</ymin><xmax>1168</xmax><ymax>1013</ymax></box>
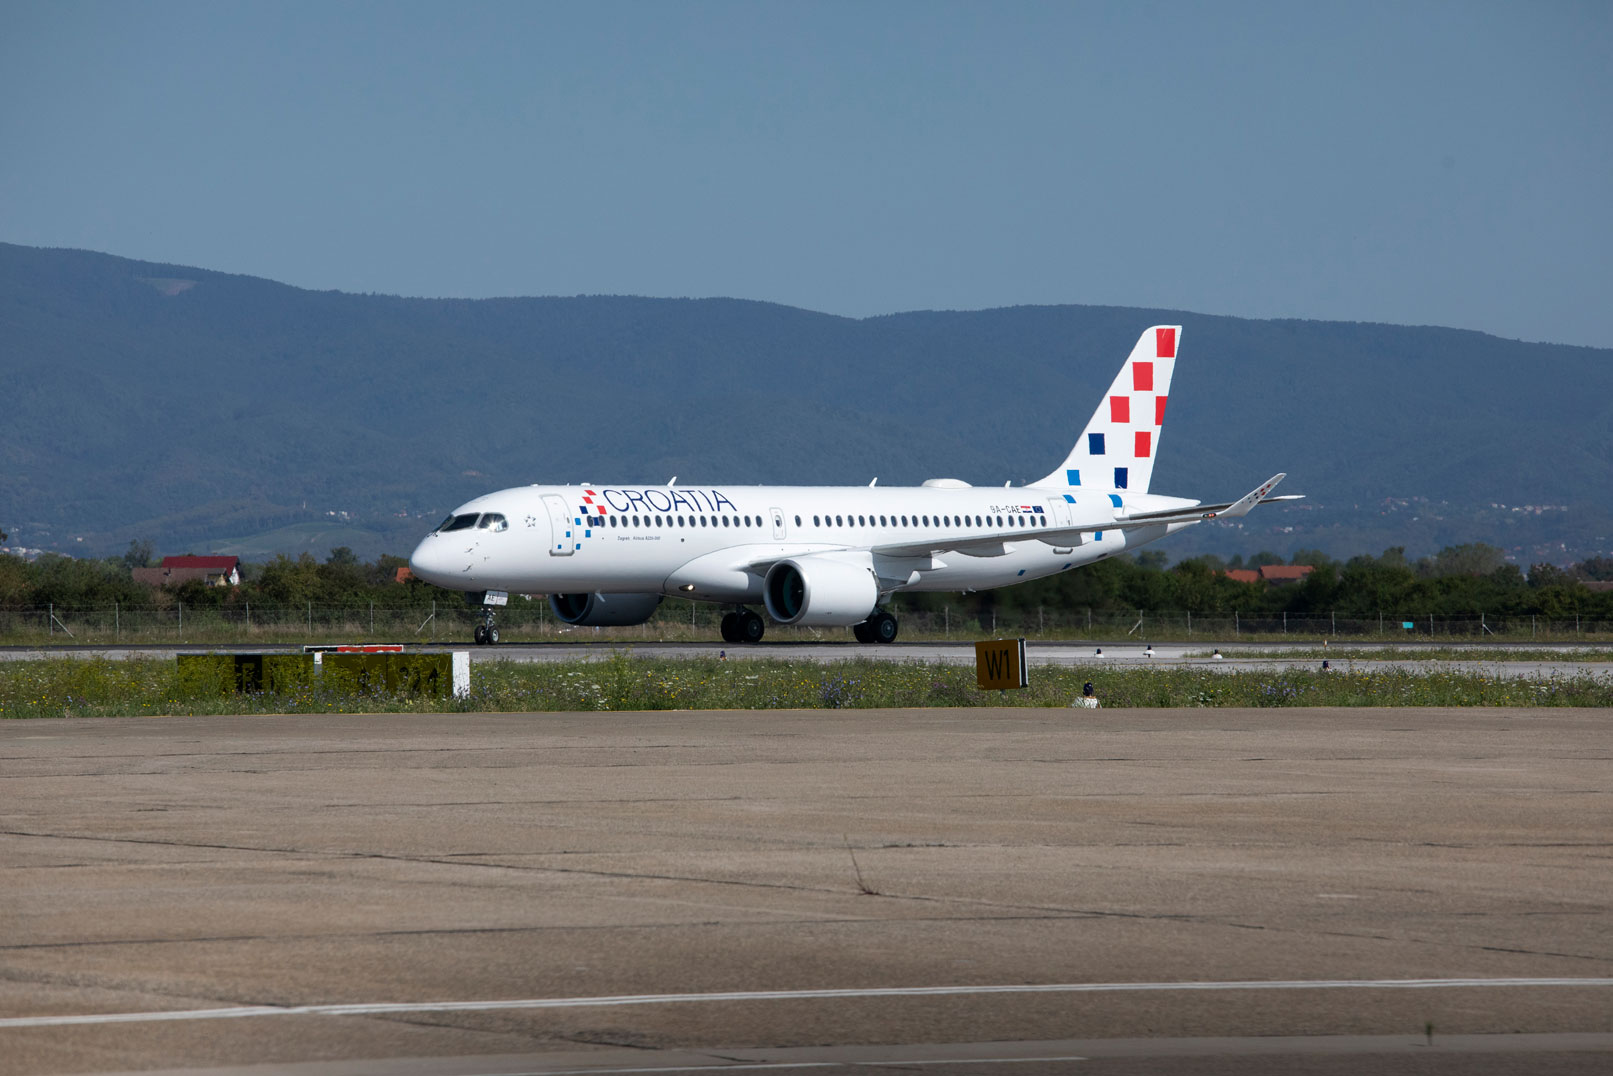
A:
<box><xmin>1028</xmin><ymin>325</ymin><xmax>1179</xmax><ymax>492</ymax></box>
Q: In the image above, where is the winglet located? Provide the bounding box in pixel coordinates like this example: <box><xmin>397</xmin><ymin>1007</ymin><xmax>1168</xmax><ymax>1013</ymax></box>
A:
<box><xmin>1213</xmin><ymin>473</ymin><xmax>1286</xmax><ymax>520</ymax></box>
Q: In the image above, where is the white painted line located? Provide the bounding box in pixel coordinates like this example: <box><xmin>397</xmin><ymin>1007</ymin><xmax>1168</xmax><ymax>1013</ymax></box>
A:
<box><xmin>478</xmin><ymin>1059</ymin><xmax>1094</xmax><ymax>1075</ymax></box>
<box><xmin>4</xmin><ymin>979</ymin><xmax>1612</xmax><ymax>1030</ymax></box>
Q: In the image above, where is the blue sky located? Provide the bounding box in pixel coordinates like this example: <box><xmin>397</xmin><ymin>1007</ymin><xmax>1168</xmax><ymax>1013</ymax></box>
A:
<box><xmin>3</xmin><ymin>1</ymin><xmax>1608</xmax><ymax>347</ymax></box>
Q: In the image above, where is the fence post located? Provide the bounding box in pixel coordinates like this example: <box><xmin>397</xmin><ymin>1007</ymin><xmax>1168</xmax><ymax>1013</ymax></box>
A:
<box><xmin>49</xmin><ymin>603</ymin><xmax>53</xmax><ymax>636</ymax></box>
<box><xmin>1331</xmin><ymin>610</ymin><xmax>1335</xmax><ymax>636</ymax></box>
<box><xmin>307</xmin><ymin>601</ymin><xmax>312</xmax><ymax>634</ymax></box>
<box><xmin>115</xmin><ymin>602</ymin><xmax>119</xmax><ymax>640</ymax></box>
<box><xmin>1283</xmin><ymin>611</ymin><xmax>1287</xmax><ymax>634</ymax></box>
<box><xmin>370</xmin><ymin>601</ymin><xmax>374</xmax><ymax>635</ymax></box>
<box><xmin>944</xmin><ymin>605</ymin><xmax>949</xmax><ymax>635</ymax></box>
<box><xmin>246</xmin><ymin>601</ymin><xmax>250</xmax><ymax>629</ymax></box>
<box><xmin>1187</xmin><ymin>610</ymin><xmax>1191</xmax><ymax>636</ymax></box>
<box><xmin>178</xmin><ymin>601</ymin><xmax>182</xmax><ymax>635</ymax></box>
<box><xmin>1234</xmin><ymin>610</ymin><xmax>1239</xmax><ymax>637</ymax></box>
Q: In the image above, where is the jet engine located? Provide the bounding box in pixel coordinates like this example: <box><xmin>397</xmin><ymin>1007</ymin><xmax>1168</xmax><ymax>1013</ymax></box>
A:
<box><xmin>549</xmin><ymin>592</ymin><xmax>663</xmax><ymax>626</ymax></box>
<box><xmin>763</xmin><ymin>556</ymin><xmax>879</xmax><ymax>627</ymax></box>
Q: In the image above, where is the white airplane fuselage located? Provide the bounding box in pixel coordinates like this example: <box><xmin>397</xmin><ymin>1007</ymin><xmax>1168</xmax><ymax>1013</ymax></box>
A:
<box><xmin>408</xmin><ymin>481</ymin><xmax>1198</xmax><ymax>601</ymax></box>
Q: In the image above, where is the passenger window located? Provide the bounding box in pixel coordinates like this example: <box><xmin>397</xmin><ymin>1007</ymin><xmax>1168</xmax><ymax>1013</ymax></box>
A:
<box><xmin>795</xmin><ymin>515</ymin><xmax>802</xmax><ymax>526</ymax></box>
<box><xmin>814</xmin><ymin>515</ymin><xmax>821</xmax><ymax>526</ymax></box>
<box><xmin>836</xmin><ymin>515</ymin><xmax>843</xmax><ymax>526</ymax></box>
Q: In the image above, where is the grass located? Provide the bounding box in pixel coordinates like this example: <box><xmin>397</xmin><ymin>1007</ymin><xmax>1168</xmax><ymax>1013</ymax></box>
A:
<box><xmin>4</xmin><ymin>653</ymin><xmax>1612</xmax><ymax>719</ymax></box>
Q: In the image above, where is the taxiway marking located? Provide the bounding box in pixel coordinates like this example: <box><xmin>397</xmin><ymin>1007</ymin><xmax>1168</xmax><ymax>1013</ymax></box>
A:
<box><xmin>5</xmin><ymin>978</ymin><xmax>1613</xmax><ymax>1029</ymax></box>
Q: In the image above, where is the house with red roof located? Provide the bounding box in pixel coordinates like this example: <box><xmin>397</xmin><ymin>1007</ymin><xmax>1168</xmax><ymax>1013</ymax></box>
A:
<box><xmin>133</xmin><ymin>555</ymin><xmax>241</xmax><ymax>588</ymax></box>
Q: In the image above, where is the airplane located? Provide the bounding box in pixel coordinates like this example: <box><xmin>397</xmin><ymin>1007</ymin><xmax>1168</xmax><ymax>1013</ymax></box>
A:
<box><xmin>408</xmin><ymin>325</ymin><xmax>1300</xmax><ymax>644</ymax></box>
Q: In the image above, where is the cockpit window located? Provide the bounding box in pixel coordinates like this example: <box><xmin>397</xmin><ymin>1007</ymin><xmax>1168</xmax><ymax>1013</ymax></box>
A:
<box><xmin>440</xmin><ymin>513</ymin><xmax>479</xmax><ymax>532</ymax></box>
<box><xmin>477</xmin><ymin>513</ymin><xmax>508</xmax><ymax>532</ymax></box>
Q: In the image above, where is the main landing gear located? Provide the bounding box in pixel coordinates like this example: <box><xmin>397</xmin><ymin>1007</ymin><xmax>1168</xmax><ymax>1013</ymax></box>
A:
<box><xmin>720</xmin><ymin>608</ymin><xmax>766</xmax><ymax>644</ymax></box>
<box><xmin>853</xmin><ymin>610</ymin><xmax>899</xmax><ymax>644</ymax></box>
<box><xmin>472</xmin><ymin>606</ymin><xmax>500</xmax><ymax>646</ymax></box>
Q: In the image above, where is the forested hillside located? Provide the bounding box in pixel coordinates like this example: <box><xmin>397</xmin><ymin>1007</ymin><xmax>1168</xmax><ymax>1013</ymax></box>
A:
<box><xmin>3</xmin><ymin>242</ymin><xmax>1610</xmax><ymax>562</ymax></box>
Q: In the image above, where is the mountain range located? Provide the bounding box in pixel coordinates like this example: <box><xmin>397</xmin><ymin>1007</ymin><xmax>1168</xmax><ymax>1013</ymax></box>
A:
<box><xmin>3</xmin><ymin>242</ymin><xmax>1609</xmax><ymax>565</ymax></box>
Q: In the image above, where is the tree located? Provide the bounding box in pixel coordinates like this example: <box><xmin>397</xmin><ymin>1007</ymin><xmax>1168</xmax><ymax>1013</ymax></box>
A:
<box><xmin>121</xmin><ymin>539</ymin><xmax>154</xmax><ymax>573</ymax></box>
<box><xmin>1576</xmin><ymin>556</ymin><xmax>1613</xmax><ymax>582</ymax></box>
<box><xmin>1421</xmin><ymin>543</ymin><xmax>1507</xmax><ymax>578</ymax></box>
<box><xmin>1528</xmin><ymin>563</ymin><xmax>1575</xmax><ymax>589</ymax></box>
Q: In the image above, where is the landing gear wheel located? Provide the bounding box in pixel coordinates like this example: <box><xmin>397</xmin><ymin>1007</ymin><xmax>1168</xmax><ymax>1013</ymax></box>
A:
<box><xmin>737</xmin><ymin>609</ymin><xmax>766</xmax><ymax>644</ymax></box>
<box><xmin>475</xmin><ymin>605</ymin><xmax>499</xmax><ymax>646</ymax></box>
<box><xmin>869</xmin><ymin>611</ymin><xmax>899</xmax><ymax>644</ymax></box>
<box><xmin>720</xmin><ymin>612</ymin><xmax>740</xmax><ymax>643</ymax></box>
<box><xmin>852</xmin><ymin>621</ymin><xmax>874</xmax><ymax>644</ymax></box>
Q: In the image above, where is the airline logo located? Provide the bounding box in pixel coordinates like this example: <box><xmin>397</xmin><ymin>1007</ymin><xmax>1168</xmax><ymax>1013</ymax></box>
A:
<box><xmin>589</xmin><ymin>487</ymin><xmax>740</xmax><ymax>514</ymax></box>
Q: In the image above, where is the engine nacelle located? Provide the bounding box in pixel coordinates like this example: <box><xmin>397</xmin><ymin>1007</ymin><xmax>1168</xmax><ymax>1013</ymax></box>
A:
<box><xmin>548</xmin><ymin>592</ymin><xmax>663</xmax><ymax>626</ymax></box>
<box><xmin>763</xmin><ymin>556</ymin><xmax>879</xmax><ymax>627</ymax></box>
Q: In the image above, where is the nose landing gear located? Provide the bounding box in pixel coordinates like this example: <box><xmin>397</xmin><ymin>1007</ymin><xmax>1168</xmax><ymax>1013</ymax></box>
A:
<box><xmin>719</xmin><ymin>608</ymin><xmax>766</xmax><ymax>644</ymax></box>
<box><xmin>473</xmin><ymin>607</ymin><xmax>500</xmax><ymax>646</ymax></box>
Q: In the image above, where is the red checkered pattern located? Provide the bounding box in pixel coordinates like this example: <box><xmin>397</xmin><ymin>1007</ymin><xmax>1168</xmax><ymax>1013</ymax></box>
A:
<box><xmin>1155</xmin><ymin>327</ymin><xmax>1176</xmax><ymax>359</ymax></box>
<box><xmin>580</xmin><ymin>489</ymin><xmax>609</xmax><ymax>514</ymax></box>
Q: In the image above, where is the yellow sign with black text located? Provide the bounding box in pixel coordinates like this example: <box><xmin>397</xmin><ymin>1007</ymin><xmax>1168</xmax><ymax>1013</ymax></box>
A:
<box><xmin>975</xmin><ymin>638</ymin><xmax>1029</xmax><ymax>690</ymax></box>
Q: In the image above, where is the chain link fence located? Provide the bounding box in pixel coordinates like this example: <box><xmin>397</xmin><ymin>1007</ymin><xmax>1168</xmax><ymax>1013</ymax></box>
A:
<box><xmin>4</xmin><ymin>601</ymin><xmax>1610</xmax><ymax>644</ymax></box>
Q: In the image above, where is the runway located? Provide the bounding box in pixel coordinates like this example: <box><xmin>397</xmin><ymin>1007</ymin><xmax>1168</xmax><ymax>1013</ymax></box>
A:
<box><xmin>3</xmin><ymin>707</ymin><xmax>1611</xmax><ymax>1074</ymax></box>
<box><xmin>5</xmin><ymin>640</ymin><xmax>1612</xmax><ymax>683</ymax></box>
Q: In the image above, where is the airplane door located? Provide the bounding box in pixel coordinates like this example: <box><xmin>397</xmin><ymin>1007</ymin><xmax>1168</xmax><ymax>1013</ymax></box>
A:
<box><xmin>771</xmin><ymin>507</ymin><xmax>787</xmax><ymax>540</ymax></box>
<box><xmin>1046</xmin><ymin>497</ymin><xmax>1075</xmax><ymax>555</ymax></box>
<box><xmin>543</xmin><ymin>494</ymin><xmax>576</xmax><ymax>556</ymax></box>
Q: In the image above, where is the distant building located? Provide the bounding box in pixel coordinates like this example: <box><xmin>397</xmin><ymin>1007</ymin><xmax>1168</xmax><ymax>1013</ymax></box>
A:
<box><xmin>1220</xmin><ymin>565</ymin><xmax>1315</xmax><ymax>585</ymax></box>
<box><xmin>133</xmin><ymin>555</ymin><xmax>241</xmax><ymax>588</ymax></box>
<box><xmin>395</xmin><ymin>565</ymin><xmax>415</xmax><ymax>583</ymax></box>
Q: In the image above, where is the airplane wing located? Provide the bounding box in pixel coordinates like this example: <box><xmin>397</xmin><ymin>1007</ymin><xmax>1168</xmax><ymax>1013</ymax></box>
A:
<box><xmin>868</xmin><ymin>474</ymin><xmax>1300</xmax><ymax>559</ymax></box>
<box><xmin>1107</xmin><ymin>473</ymin><xmax>1298</xmax><ymax>528</ymax></box>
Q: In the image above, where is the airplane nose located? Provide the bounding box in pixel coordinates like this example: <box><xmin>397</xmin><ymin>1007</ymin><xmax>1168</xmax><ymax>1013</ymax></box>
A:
<box><xmin>409</xmin><ymin>536</ymin><xmax>459</xmax><ymax>587</ymax></box>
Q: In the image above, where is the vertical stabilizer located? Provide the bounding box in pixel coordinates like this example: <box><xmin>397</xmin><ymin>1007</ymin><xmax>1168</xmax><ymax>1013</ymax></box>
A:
<box><xmin>1028</xmin><ymin>325</ymin><xmax>1179</xmax><ymax>492</ymax></box>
